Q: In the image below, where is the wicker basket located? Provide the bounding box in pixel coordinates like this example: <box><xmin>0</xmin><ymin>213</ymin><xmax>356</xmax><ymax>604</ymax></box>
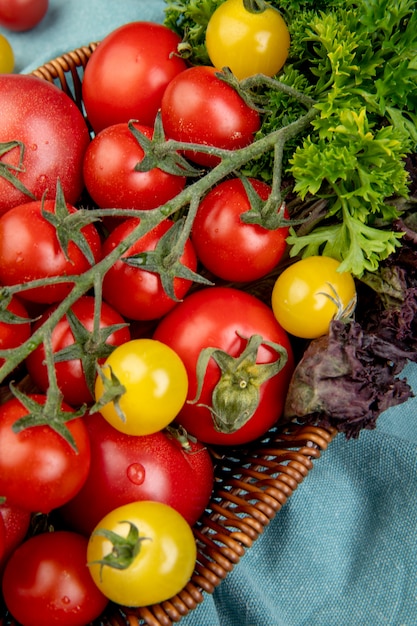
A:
<box><xmin>1</xmin><ymin>45</ymin><xmax>337</xmax><ymax>626</ymax></box>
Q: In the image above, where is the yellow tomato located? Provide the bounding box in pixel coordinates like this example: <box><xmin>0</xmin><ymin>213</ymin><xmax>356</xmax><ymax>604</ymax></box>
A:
<box><xmin>94</xmin><ymin>338</ymin><xmax>188</xmax><ymax>436</ymax></box>
<box><xmin>0</xmin><ymin>34</ymin><xmax>14</xmax><ymax>73</ymax></box>
<box><xmin>205</xmin><ymin>0</ymin><xmax>290</xmax><ymax>80</ymax></box>
<box><xmin>271</xmin><ymin>256</ymin><xmax>357</xmax><ymax>339</ymax></box>
<box><xmin>87</xmin><ymin>501</ymin><xmax>197</xmax><ymax>607</ymax></box>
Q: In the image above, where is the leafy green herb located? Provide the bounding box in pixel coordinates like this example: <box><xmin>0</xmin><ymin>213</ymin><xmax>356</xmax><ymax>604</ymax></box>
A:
<box><xmin>164</xmin><ymin>0</ymin><xmax>417</xmax><ymax>276</ymax></box>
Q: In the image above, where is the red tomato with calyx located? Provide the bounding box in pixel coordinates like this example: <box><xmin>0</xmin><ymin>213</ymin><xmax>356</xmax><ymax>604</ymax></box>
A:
<box><xmin>0</xmin><ymin>295</ymin><xmax>31</xmax><ymax>367</ymax></box>
<box><xmin>60</xmin><ymin>413</ymin><xmax>214</xmax><ymax>536</ymax></box>
<box><xmin>0</xmin><ymin>0</ymin><xmax>49</xmax><ymax>31</ymax></box>
<box><xmin>0</xmin><ymin>501</ymin><xmax>31</xmax><ymax>573</ymax></box>
<box><xmin>161</xmin><ymin>65</ymin><xmax>261</xmax><ymax>167</ymax></box>
<box><xmin>26</xmin><ymin>295</ymin><xmax>131</xmax><ymax>407</ymax></box>
<box><xmin>0</xmin><ymin>395</ymin><xmax>91</xmax><ymax>513</ymax></box>
<box><xmin>0</xmin><ymin>74</ymin><xmax>89</xmax><ymax>214</ymax></box>
<box><xmin>0</xmin><ymin>199</ymin><xmax>101</xmax><ymax>303</ymax></box>
<box><xmin>102</xmin><ymin>218</ymin><xmax>198</xmax><ymax>321</ymax></box>
<box><xmin>153</xmin><ymin>286</ymin><xmax>294</xmax><ymax>446</ymax></box>
<box><xmin>82</xmin><ymin>22</ymin><xmax>187</xmax><ymax>133</ymax></box>
<box><xmin>192</xmin><ymin>177</ymin><xmax>289</xmax><ymax>282</ymax></box>
<box><xmin>2</xmin><ymin>531</ymin><xmax>108</xmax><ymax>626</ymax></box>
<box><xmin>83</xmin><ymin>122</ymin><xmax>186</xmax><ymax>212</ymax></box>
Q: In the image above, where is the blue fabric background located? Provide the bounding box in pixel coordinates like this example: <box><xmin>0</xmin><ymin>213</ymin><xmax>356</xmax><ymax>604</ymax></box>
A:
<box><xmin>1</xmin><ymin>2</ymin><xmax>416</xmax><ymax>624</ymax></box>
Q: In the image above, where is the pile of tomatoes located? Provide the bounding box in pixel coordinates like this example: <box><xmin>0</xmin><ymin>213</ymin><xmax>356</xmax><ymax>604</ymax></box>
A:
<box><xmin>0</xmin><ymin>13</ymin><xmax>356</xmax><ymax>625</ymax></box>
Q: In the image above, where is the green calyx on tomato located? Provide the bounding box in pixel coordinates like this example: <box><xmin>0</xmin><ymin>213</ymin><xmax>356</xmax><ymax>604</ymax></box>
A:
<box><xmin>237</xmin><ymin>174</ymin><xmax>289</xmax><ymax>231</ymax></box>
<box><xmin>190</xmin><ymin>333</ymin><xmax>288</xmax><ymax>434</ymax></box>
<box><xmin>52</xmin><ymin>308</ymin><xmax>129</xmax><ymax>396</ymax></box>
<box><xmin>242</xmin><ymin>0</ymin><xmax>268</xmax><ymax>14</ymax></box>
<box><xmin>129</xmin><ymin>116</ymin><xmax>201</xmax><ymax>178</ymax></box>
<box><xmin>41</xmin><ymin>180</ymin><xmax>100</xmax><ymax>266</ymax></box>
<box><xmin>7</xmin><ymin>387</ymin><xmax>85</xmax><ymax>451</ymax></box>
<box><xmin>92</xmin><ymin>364</ymin><xmax>127</xmax><ymax>423</ymax></box>
<box><xmin>89</xmin><ymin>521</ymin><xmax>150</xmax><ymax>577</ymax></box>
<box><xmin>0</xmin><ymin>141</ymin><xmax>36</xmax><ymax>201</ymax></box>
<box><xmin>122</xmin><ymin>217</ymin><xmax>212</xmax><ymax>302</ymax></box>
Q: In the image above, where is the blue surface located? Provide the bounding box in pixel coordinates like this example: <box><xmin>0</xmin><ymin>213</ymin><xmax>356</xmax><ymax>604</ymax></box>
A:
<box><xmin>1</xmin><ymin>2</ymin><xmax>416</xmax><ymax>624</ymax></box>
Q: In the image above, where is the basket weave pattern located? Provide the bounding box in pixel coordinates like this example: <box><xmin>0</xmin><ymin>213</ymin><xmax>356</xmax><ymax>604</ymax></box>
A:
<box><xmin>1</xmin><ymin>45</ymin><xmax>337</xmax><ymax>626</ymax></box>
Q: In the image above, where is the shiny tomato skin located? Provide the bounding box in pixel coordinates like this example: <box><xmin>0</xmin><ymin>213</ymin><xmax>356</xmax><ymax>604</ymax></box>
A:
<box><xmin>2</xmin><ymin>531</ymin><xmax>108</xmax><ymax>626</ymax></box>
<box><xmin>153</xmin><ymin>286</ymin><xmax>294</xmax><ymax>445</ymax></box>
<box><xmin>0</xmin><ymin>295</ymin><xmax>31</xmax><ymax>367</ymax></box>
<box><xmin>82</xmin><ymin>22</ymin><xmax>187</xmax><ymax>133</ymax></box>
<box><xmin>83</xmin><ymin>122</ymin><xmax>186</xmax><ymax>212</ymax></box>
<box><xmin>0</xmin><ymin>199</ymin><xmax>101</xmax><ymax>303</ymax></box>
<box><xmin>60</xmin><ymin>413</ymin><xmax>214</xmax><ymax>536</ymax></box>
<box><xmin>206</xmin><ymin>0</ymin><xmax>290</xmax><ymax>80</ymax></box>
<box><xmin>87</xmin><ymin>501</ymin><xmax>196</xmax><ymax>607</ymax></box>
<box><xmin>94</xmin><ymin>338</ymin><xmax>189</xmax><ymax>436</ymax></box>
<box><xmin>271</xmin><ymin>255</ymin><xmax>357</xmax><ymax>339</ymax></box>
<box><xmin>25</xmin><ymin>295</ymin><xmax>131</xmax><ymax>407</ymax></box>
<box><xmin>191</xmin><ymin>177</ymin><xmax>289</xmax><ymax>281</ymax></box>
<box><xmin>0</xmin><ymin>0</ymin><xmax>49</xmax><ymax>31</ymax></box>
<box><xmin>0</xmin><ymin>74</ymin><xmax>89</xmax><ymax>214</ymax></box>
<box><xmin>160</xmin><ymin>65</ymin><xmax>261</xmax><ymax>167</ymax></box>
<box><xmin>102</xmin><ymin>218</ymin><xmax>197</xmax><ymax>320</ymax></box>
<box><xmin>0</xmin><ymin>395</ymin><xmax>91</xmax><ymax>513</ymax></box>
<box><xmin>0</xmin><ymin>501</ymin><xmax>31</xmax><ymax>573</ymax></box>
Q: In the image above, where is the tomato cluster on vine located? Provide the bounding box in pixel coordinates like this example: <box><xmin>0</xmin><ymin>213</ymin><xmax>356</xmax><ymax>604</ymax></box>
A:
<box><xmin>0</xmin><ymin>15</ymin><xmax>356</xmax><ymax>623</ymax></box>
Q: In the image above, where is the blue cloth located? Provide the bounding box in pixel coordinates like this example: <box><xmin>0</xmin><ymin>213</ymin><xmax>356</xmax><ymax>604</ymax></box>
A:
<box><xmin>1</xmin><ymin>2</ymin><xmax>416</xmax><ymax>624</ymax></box>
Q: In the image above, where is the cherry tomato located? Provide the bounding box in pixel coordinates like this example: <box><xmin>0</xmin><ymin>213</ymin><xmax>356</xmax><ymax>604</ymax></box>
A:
<box><xmin>102</xmin><ymin>217</ymin><xmax>198</xmax><ymax>321</ymax></box>
<box><xmin>0</xmin><ymin>199</ymin><xmax>101</xmax><ymax>303</ymax></box>
<box><xmin>82</xmin><ymin>22</ymin><xmax>187</xmax><ymax>133</ymax></box>
<box><xmin>0</xmin><ymin>395</ymin><xmax>91</xmax><ymax>513</ymax></box>
<box><xmin>83</xmin><ymin>122</ymin><xmax>186</xmax><ymax>212</ymax></box>
<box><xmin>160</xmin><ymin>65</ymin><xmax>261</xmax><ymax>167</ymax></box>
<box><xmin>2</xmin><ymin>531</ymin><xmax>108</xmax><ymax>626</ymax></box>
<box><xmin>0</xmin><ymin>33</ymin><xmax>14</xmax><ymax>72</ymax></box>
<box><xmin>206</xmin><ymin>0</ymin><xmax>290</xmax><ymax>80</ymax></box>
<box><xmin>0</xmin><ymin>74</ymin><xmax>90</xmax><ymax>214</ymax></box>
<box><xmin>0</xmin><ymin>295</ymin><xmax>31</xmax><ymax>367</ymax></box>
<box><xmin>25</xmin><ymin>296</ymin><xmax>131</xmax><ymax>407</ymax></box>
<box><xmin>94</xmin><ymin>338</ymin><xmax>189</xmax><ymax>436</ymax></box>
<box><xmin>271</xmin><ymin>255</ymin><xmax>357</xmax><ymax>339</ymax></box>
<box><xmin>153</xmin><ymin>286</ymin><xmax>294</xmax><ymax>446</ymax></box>
<box><xmin>0</xmin><ymin>0</ymin><xmax>48</xmax><ymax>32</ymax></box>
<box><xmin>191</xmin><ymin>177</ymin><xmax>289</xmax><ymax>281</ymax></box>
<box><xmin>60</xmin><ymin>414</ymin><xmax>214</xmax><ymax>535</ymax></box>
<box><xmin>0</xmin><ymin>501</ymin><xmax>31</xmax><ymax>574</ymax></box>
<box><xmin>87</xmin><ymin>501</ymin><xmax>197</xmax><ymax>607</ymax></box>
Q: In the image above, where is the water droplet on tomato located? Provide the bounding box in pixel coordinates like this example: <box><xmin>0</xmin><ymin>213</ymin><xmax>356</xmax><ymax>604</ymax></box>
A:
<box><xmin>61</xmin><ymin>596</ymin><xmax>71</xmax><ymax>605</ymax></box>
<box><xmin>127</xmin><ymin>462</ymin><xmax>146</xmax><ymax>485</ymax></box>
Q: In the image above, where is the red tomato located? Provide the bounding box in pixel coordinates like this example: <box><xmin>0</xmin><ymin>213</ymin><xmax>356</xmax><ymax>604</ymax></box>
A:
<box><xmin>60</xmin><ymin>413</ymin><xmax>214</xmax><ymax>536</ymax></box>
<box><xmin>0</xmin><ymin>513</ymin><xmax>4</xmax><ymax>563</ymax></box>
<box><xmin>0</xmin><ymin>295</ymin><xmax>31</xmax><ymax>367</ymax></box>
<box><xmin>102</xmin><ymin>218</ymin><xmax>198</xmax><ymax>320</ymax></box>
<box><xmin>161</xmin><ymin>65</ymin><xmax>261</xmax><ymax>167</ymax></box>
<box><xmin>83</xmin><ymin>122</ymin><xmax>186</xmax><ymax>212</ymax></box>
<box><xmin>2</xmin><ymin>531</ymin><xmax>108</xmax><ymax>626</ymax></box>
<box><xmin>25</xmin><ymin>296</ymin><xmax>131</xmax><ymax>407</ymax></box>
<box><xmin>0</xmin><ymin>199</ymin><xmax>101</xmax><ymax>303</ymax></box>
<box><xmin>0</xmin><ymin>501</ymin><xmax>31</xmax><ymax>573</ymax></box>
<box><xmin>0</xmin><ymin>0</ymin><xmax>48</xmax><ymax>31</ymax></box>
<box><xmin>192</xmin><ymin>177</ymin><xmax>289</xmax><ymax>281</ymax></box>
<box><xmin>0</xmin><ymin>74</ymin><xmax>89</xmax><ymax>214</ymax></box>
<box><xmin>153</xmin><ymin>287</ymin><xmax>294</xmax><ymax>446</ymax></box>
<box><xmin>82</xmin><ymin>22</ymin><xmax>187</xmax><ymax>133</ymax></box>
<box><xmin>0</xmin><ymin>395</ymin><xmax>91</xmax><ymax>513</ymax></box>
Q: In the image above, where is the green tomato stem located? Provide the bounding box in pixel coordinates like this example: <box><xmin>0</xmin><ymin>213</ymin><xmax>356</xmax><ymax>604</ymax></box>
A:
<box><xmin>0</xmin><ymin>105</ymin><xmax>318</xmax><ymax>387</ymax></box>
